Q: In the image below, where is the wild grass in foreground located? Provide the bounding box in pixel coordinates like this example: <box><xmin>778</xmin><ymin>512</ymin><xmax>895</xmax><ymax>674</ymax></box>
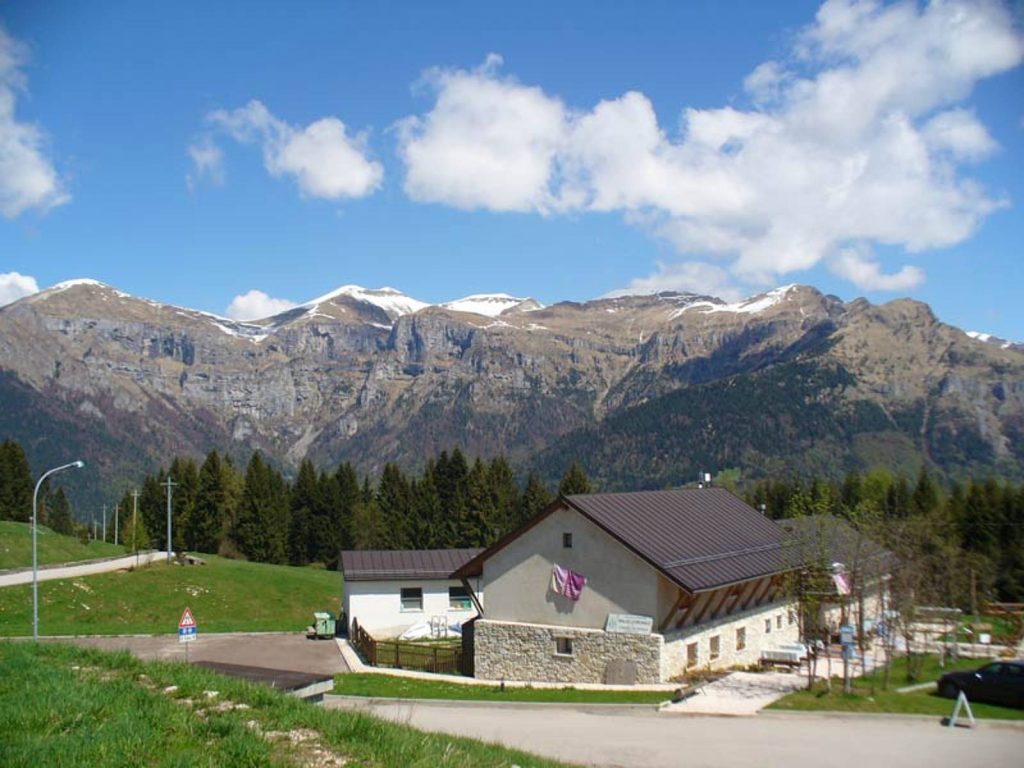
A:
<box><xmin>0</xmin><ymin>555</ymin><xmax>341</xmax><ymax>637</ymax></box>
<box><xmin>334</xmin><ymin>672</ymin><xmax>671</xmax><ymax>704</ymax></box>
<box><xmin>0</xmin><ymin>520</ymin><xmax>125</xmax><ymax>570</ymax></box>
<box><xmin>0</xmin><ymin>641</ymin><xmax>573</xmax><ymax>768</ymax></box>
<box><xmin>769</xmin><ymin>653</ymin><xmax>1024</xmax><ymax>720</ymax></box>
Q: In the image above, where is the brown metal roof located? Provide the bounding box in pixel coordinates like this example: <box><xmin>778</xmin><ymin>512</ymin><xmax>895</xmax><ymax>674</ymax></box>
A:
<box><xmin>340</xmin><ymin>548</ymin><xmax>483</xmax><ymax>582</ymax></box>
<box><xmin>562</xmin><ymin>488</ymin><xmax>792</xmax><ymax>593</ymax></box>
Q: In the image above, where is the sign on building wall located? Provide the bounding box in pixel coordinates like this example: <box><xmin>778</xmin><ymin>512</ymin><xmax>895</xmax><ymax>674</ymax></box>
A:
<box><xmin>605</xmin><ymin>613</ymin><xmax>654</xmax><ymax>635</ymax></box>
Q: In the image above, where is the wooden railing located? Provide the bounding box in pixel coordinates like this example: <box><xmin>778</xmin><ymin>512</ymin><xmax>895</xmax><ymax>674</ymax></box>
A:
<box><xmin>350</xmin><ymin>618</ymin><xmax>466</xmax><ymax>675</ymax></box>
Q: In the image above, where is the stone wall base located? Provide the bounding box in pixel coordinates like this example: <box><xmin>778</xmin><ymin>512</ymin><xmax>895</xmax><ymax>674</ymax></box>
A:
<box><xmin>474</xmin><ymin>619</ymin><xmax>662</xmax><ymax>684</ymax></box>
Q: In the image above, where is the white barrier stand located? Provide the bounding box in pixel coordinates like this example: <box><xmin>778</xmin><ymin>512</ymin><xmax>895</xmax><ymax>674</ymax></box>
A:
<box><xmin>947</xmin><ymin>690</ymin><xmax>975</xmax><ymax>728</ymax></box>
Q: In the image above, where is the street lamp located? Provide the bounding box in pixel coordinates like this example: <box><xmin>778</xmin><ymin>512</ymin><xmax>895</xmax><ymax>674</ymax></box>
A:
<box><xmin>32</xmin><ymin>459</ymin><xmax>85</xmax><ymax>641</ymax></box>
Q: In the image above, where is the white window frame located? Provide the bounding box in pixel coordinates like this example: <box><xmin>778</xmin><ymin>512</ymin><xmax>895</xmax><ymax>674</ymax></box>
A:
<box><xmin>554</xmin><ymin>637</ymin><xmax>574</xmax><ymax>656</ymax></box>
<box><xmin>448</xmin><ymin>585</ymin><xmax>472</xmax><ymax>611</ymax></box>
<box><xmin>400</xmin><ymin>587</ymin><xmax>423</xmax><ymax>612</ymax></box>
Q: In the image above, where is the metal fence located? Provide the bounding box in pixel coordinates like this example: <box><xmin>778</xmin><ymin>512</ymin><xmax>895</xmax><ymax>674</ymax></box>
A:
<box><xmin>351</xmin><ymin>617</ymin><xmax>467</xmax><ymax>675</ymax></box>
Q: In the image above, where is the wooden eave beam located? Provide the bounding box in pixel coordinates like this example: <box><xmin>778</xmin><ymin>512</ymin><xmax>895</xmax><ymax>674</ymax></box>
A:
<box><xmin>659</xmin><ymin>589</ymin><xmax>695</xmax><ymax>633</ymax></box>
<box><xmin>676</xmin><ymin>590</ymin><xmax>714</xmax><ymax>630</ymax></box>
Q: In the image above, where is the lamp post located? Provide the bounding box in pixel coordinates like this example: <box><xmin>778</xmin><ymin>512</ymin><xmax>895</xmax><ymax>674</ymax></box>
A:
<box><xmin>33</xmin><ymin>459</ymin><xmax>85</xmax><ymax>641</ymax></box>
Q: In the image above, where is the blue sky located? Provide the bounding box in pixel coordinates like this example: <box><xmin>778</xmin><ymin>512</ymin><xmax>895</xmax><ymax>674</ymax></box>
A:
<box><xmin>1</xmin><ymin>1</ymin><xmax>1022</xmax><ymax>338</ymax></box>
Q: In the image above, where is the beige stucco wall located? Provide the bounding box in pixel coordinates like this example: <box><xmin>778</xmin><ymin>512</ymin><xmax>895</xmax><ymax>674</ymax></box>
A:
<box><xmin>662</xmin><ymin>599</ymin><xmax>800</xmax><ymax>679</ymax></box>
<box><xmin>474</xmin><ymin>618</ymin><xmax>663</xmax><ymax>684</ymax></box>
<box><xmin>482</xmin><ymin>506</ymin><xmax>660</xmax><ymax>629</ymax></box>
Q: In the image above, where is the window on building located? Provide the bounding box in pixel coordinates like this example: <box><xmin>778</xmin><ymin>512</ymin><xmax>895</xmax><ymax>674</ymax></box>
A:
<box><xmin>776</xmin><ymin>615</ymin><xmax>783</xmax><ymax>630</ymax></box>
<box><xmin>710</xmin><ymin>635</ymin><xmax>720</xmax><ymax>660</ymax></box>
<box><xmin>765</xmin><ymin>618</ymin><xmax>772</xmax><ymax>633</ymax></box>
<box><xmin>400</xmin><ymin>587</ymin><xmax>423</xmax><ymax>612</ymax></box>
<box><xmin>555</xmin><ymin>637</ymin><xmax>574</xmax><ymax>656</ymax></box>
<box><xmin>449</xmin><ymin>586</ymin><xmax>472</xmax><ymax>611</ymax></box>
<box><xmin>563</xmin><ymin>532</ymin><xmax>573</xmax><ymax>548</ymax></box>
<box><xmin>788</xmin><ymin>611</ymin><xmax>796</xmax><ymax>626</ymax></box>
<box><xmin>736</xmin><ymin>627</ymin><xmax>746</xmax><ymax>651</ymax></box>
<box><xmin>687</xmin><ymin>642</ymin><xmax>698</xmax><ymax>668</ymax></box>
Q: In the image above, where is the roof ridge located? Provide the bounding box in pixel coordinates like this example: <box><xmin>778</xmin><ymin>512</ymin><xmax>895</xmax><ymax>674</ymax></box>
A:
<box><xmin>662</xmin><ymin>540</ymin><xmax>785</xmax><ymax>568</ymax></box>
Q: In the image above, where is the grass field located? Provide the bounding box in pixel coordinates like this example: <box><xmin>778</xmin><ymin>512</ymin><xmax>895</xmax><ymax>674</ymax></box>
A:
<box><xmin>769</xmin><ymin>654</ymin><xmax>1024</xmax><ymax>720</ymax></box>
<box><xmin>0</xmin><ymin>520</ymin><xmax>126</xmax><ymax>570</ymax></box>
<box><xmin>0</xmin><ymin>554</ymin><xmax>342</xmax><ymax>637</ymax></box>
<box><xmin>0</xmin><ymin>642</ymin><xmax>570</xmax><ymax>768</ymax></box>
<box><xmin>333</xmin><ymin>672</ymin><xmax>672</xmax><ymax>704</ymax></box>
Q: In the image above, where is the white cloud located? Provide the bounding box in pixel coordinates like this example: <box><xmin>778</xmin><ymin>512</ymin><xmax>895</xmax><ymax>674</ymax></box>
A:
<box><xmin>830</xmin><ymin>245</ymin><xmax>925</xmax><ymax>291</ymax></box>
<box><xmin>396</xmin><ymin>54</ymin><xmax>568</xmax><ymax>212</ymax></box>
<box><xmin>0</xmin><ymin>270</ymin><xmax>39</xmax><ymax>305</ymax></box>
<box><xmin>0</xmin><ymin>25</ymin><xmax>69</xmax><ymax>219</ymax></box>
<box><xmin>186</xmin><ymin>136</ymin><xmax>224</xmax><ymax>191</ymax></box>
<box><xmin>225</xmin><ymin>289</ymin><xmax>296</xmax><ymax>320</ymax></box>
<box><xmin>397</xmin><ymin>0</ymin><xmax>1023</xmax><ymax>297</ymax></box>
<box><xmin>195</xmin><ymin>100</ymin><xmax>383</xmax><ymax>200</ymax></box>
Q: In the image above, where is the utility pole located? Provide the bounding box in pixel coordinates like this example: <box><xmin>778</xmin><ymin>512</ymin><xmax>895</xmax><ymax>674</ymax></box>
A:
<box><xmin>91</xmin><ymin>509</ymin><xmax>97</xmax><ymax>540</ymax></box>
<box><xmin>131</xmin><ymin>489</ymin><xmax>140</xmax><ymax>567</ymax></box>
<box><xmin>114</xmin><ymin>504</ymin><xmax>120</xmax><ymax>546</ymax></box>
<box><xmin>162</xmin><ymin>476</ymin><xmax>177</xmax><ymax>563</ymax></box>
<box><xmin>102</xmin><ymin>504</ymin><xmax>107</xmax><ymax>542</ymax></box>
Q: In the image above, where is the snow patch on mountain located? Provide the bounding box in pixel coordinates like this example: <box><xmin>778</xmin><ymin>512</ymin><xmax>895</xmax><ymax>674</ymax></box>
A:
<box><xmin>441</xmin><ymin>293</ymin><xmax>541</xmax><ymax>317</ymax></box>
<box><xmin>304</xmin><ymin>285</ymin><xmax>429</xmax><ymax>320</ymax></box>
<box><xmin>967</xmin><ymin>330</ymin><xmax>1019</xmax><ymax>350</ymax></box>
<box><xmin>685</xmin><ymin>285</ymin><xmax>799</xmax><ymax>315</ymax></box>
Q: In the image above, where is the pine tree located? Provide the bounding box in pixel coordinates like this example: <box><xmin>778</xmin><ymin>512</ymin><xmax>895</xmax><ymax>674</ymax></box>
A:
<box><xmin>168</xmin><ymin>457</ymin><xmax>199</xmax><ymax>552</ymax></box>
<box><xmin>464</xmin><ymin>457</ymin><xmax>494</xmax><ymax>546</ymax></box>
<box><xmin>558</xmin><ymin>460</ymin><xmax>592</xmax><ymax>496</ymax></box>
<box><xmin>376</xmin><ymin>463</ymin><xmax>412</xmax><ymax>549</ymax></box>
<box><xmin>487</xmin><ymin>456</ymin><xmax>519</xmax><ymax>540</ymax></box>
<box><xmin>331</xmin><ymin>462</ymin><xmax>361</xmax><ymax>557</ymax></box>
<box><xmin>410</xmin><ymin>467</ymin><xmax>444</xmax><ymax>548</ymax></box>
<box><xmin>351</xmin><ymin>498</ymin><xmax>386</xmax><ymax>549</ymax></box>
<box><xmin>235</xmin><ymin>453</ymin><xmax>289</xmax><ymax>563</ymax></box>
<box><xmin>47</xmin><ymin>486</ymin><xmax>74</xmax><ymax>535</ymax></box>
<box><xmin>0</xmin><ymin>439</ymin><xmax>33</xmax><ymax>522</ymax></box>
<box><xmin>519</xmin><ymin>472</ymin><xmax>553</xmax><ymax>526</ymax></box>
<box><xmin>288</xmin><ymin>459</ymin><xmax>320</xmax><ymax>565</ymax></box>
<box><xmin>186</xmin><ymin>452</ymin><xmax>226</xmax><ymax>554</ymax></box>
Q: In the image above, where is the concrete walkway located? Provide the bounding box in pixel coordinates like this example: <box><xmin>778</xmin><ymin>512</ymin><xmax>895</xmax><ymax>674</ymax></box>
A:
<box><xmin>0</xmin><ymin>551</ymin><xmax>170</xmax><ymax>587</ymax></box>
<box><xmin>660</xmin><ymin>670</ymin><xmax>806</xmax><ymax>715</ymax></box>
<box><xmin>44</xmin><ymin>631</ymin><xmax>349</xmax><ymax>675</ymax></box>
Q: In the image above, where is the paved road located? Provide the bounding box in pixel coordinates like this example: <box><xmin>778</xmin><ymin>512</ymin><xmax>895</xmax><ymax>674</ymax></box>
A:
<box><xmin>47</xmin><ymin>631</ymin><xmax>349</xmax><ymax>675</ymax></box>
<box><xmin>0</xmin><ymin>551</ymin><xmax>170</xmax><ymax>587</ymax></box>
<box><xmin>324</xmin><ymin>698</ymin><xmax>1023</xmax><ymax>768</ymax></box>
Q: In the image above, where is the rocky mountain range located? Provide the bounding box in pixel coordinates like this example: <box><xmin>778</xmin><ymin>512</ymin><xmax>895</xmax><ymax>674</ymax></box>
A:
<box><xmin>1</xmin><ymin>279</ymin><xmax>1021</xmax><ymax>503</ymax></box>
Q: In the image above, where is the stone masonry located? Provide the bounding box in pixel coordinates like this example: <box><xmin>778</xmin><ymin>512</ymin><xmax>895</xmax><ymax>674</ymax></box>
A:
<box><xmin>475</xmin><ymin>619</ymin><xmax>663</xmax><ymax>684</ymax></box>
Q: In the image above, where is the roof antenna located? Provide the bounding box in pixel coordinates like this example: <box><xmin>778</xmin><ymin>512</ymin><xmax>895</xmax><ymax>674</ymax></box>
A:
<box><xmin>697</xmin><ymin>471</ymin><xmax>712</xmax><ymax>489</ymax></box>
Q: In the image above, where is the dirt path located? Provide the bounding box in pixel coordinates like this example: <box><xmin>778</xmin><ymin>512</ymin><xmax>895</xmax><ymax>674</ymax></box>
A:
<box><xmin>0</xmin><ymin>551</ymin><xmax>169</xmax><ymax>587</ymax></box>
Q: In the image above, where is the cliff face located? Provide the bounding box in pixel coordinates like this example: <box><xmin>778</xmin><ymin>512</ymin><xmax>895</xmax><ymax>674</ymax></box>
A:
<box><xmin>1</xmin><ymin>280</ymin><xmax>1021</xmax><ymax>499</ymax></box>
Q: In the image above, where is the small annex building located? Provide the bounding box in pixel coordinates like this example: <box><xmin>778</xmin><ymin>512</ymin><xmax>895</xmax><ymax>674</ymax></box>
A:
<box><xmin>341</xmin><ymin>548</ymin><xmax>483</xmax><ymax>639</ymax></box>
<box><xmin>454</xmin><ymin>488</ymin><xmax>808</xmax><ymax>684</ymax></box>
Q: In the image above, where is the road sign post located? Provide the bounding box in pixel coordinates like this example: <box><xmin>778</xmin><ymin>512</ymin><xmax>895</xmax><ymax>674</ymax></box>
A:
<box><xmin>178</xmin><ymin>607</ymin><xmax>197</xmax><ymax>661</ymax></box>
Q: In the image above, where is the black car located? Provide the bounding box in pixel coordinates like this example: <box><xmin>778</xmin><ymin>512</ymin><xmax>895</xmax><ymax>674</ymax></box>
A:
<box><xmin>937</xmin><ymin>660</ymin><xmax>1024</xmax><ymax>708</ymax></box>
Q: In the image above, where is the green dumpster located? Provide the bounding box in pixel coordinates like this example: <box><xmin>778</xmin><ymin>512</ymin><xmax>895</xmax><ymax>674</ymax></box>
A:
<box><xmin>312</xmin><ymin>611</ymin><xmax>336</xmax><ymax>639</ymax></box>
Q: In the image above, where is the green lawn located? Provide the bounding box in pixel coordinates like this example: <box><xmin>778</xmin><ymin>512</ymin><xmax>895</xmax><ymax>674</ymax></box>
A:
<box><xmin>0</xmin><ymin>520</ymin><xmax>126</xmax><ymax>570</ymax></box>
<box><xmin>769</xmin><ymin>654</ymin><xmax>1024</xmax><ymax>720</ymax></box>
<box><xmin>0</xmin><ymin>642</ymin><xmax>571</xmax><ymax>768</ymax></box>
<box><xmin>0</xmin><ymin>554</ymin><xmax>342</xmax><ymax>637</ymax></box>
<box><xmin>334</xmin><ymin>673</ymin><xmax>672</xmax><ymax>704</ymax></box>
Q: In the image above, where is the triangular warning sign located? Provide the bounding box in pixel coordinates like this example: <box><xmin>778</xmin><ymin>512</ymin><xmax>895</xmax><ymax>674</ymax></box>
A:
<box><xmin>179</xmin><ymin>607</ymin><xmax>196</xmax><ymax>629</ymax></box>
